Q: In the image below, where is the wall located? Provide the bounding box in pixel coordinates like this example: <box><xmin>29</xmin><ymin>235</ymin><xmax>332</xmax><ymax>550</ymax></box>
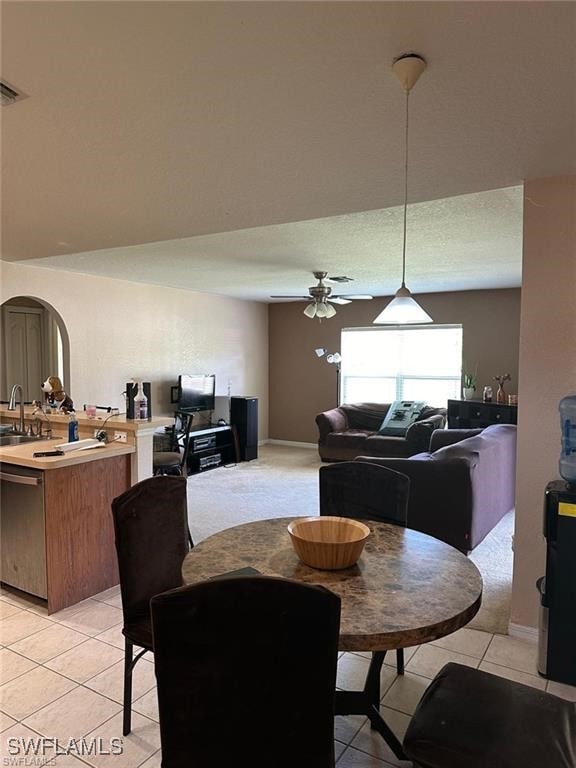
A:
<box><xmin>511</xmin><ymin>176</ymin><xmax>576</xmax><ymax>630</ymax></box>
<box><xmin>1</xmin><ymin>262</ymin><xmax>269</xmax><ymax>439</ymax></box>
<box><xmin>269</xmin><ymin>288</ymin><xmax>521</xmax><ymax>443</ymax></box>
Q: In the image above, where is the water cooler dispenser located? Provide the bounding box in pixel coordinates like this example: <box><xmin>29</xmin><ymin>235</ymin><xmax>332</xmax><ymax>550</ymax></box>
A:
<box><xmin>538</xmin><ymin>480</ymin><xmax>576</xmax><ymax>685</ymax></box>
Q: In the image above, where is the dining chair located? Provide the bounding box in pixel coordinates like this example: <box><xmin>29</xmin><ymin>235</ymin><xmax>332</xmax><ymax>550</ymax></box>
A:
<box><xmin>152</xmin><ymin>410</ymin><xmax>194</xmax><ymax>477</ymax></box>
<box><xmin>403</xmin><ymin>662</ymin><xmax>576</xmax><ymax>768</ymax></box>
<box><xmin>150</xmin><ymin>575</ymin><xmax>341</xmax><ymax>768</ymax></box>
<box><xmin>319</xmin><ymin>460</ymin><xmax>410</xmax><ymax>683</ymax></box>
<box><xmin>111</xmin><ymin>474</ymin><xmax>190</xmax><ymax>736</ymax></box>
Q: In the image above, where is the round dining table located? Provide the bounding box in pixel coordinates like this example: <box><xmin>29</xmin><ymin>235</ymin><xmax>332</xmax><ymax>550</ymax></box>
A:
<box><xmin>182</xmin><ymin>516</ymin><xmax>483</xmax><ymax>759</ymax></box>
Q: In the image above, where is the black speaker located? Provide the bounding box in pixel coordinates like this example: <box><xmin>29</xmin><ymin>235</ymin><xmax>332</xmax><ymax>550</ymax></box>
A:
<box><xmin>230</xmin><ymin>397</ymin><xmax>258</xmax><ymax>461</ymax></box>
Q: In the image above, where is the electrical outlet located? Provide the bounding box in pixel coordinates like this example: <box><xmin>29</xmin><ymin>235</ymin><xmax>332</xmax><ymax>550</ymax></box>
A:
<box><xmin>114</xmin><ymin>431</ymin><xmax>127</xmax><ymax>443</ymax></box>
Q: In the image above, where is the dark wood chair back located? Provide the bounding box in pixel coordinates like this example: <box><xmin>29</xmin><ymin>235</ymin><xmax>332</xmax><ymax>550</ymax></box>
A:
<box><xmin>111</xmin><ymin>475</ymin><xmax>189</xmax><ymax>629</ymax></box>
<box><xmin>151</xmin><ymin>576</ymin><xmax>341</xmax><ymax>768</ymax></box>
<box><xmin>111</xmin><ymin>474</ymin><xmax>190</xmax><ymax>735</ymax></box>
<box><xmin>319</xmin><ymin>460</ymin><xmax>410</xmax><ymax>525</ymax></box>
<box><xmin>320</xmin><ymin>460</ymin><xmax>411</xmax><ymax>680</ymax></box>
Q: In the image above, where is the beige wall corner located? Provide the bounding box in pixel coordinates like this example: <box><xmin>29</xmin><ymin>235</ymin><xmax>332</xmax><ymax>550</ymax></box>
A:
<box><xmin>511</xmin><ymin>175</ymin><xmax>576</xmax><ymax>629</ymax></box>
<box><xmin>0</xmin><ymin>262</ymin><xmax>269</xmax><ymax>439</ymax></box>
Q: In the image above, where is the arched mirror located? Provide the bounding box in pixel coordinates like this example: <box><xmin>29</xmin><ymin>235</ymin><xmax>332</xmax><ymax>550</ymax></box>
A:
<box><xmin>1</xmin><ymin>296</ymin><xmax>70</xmax><ymax>404</ymax></box>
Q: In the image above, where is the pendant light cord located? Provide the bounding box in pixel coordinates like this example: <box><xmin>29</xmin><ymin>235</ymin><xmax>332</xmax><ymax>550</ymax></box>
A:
<box><xmin>401</xmin><ymin>88</ymin><xmax>410</xmax><ymax>287</ymax></box>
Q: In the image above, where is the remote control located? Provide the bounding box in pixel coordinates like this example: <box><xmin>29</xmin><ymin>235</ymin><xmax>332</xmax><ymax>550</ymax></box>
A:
<box><xmin>33</xmin><ymin>450</ymin><xmax>65</xmax><ymax>457</ymax></box>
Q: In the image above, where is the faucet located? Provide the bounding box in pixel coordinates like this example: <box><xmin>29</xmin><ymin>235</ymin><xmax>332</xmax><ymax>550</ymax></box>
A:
<box><xmin>30</xmin><ymin>406</ymin><xmax>52</xmax><ymax>439</ymax></box>
<box><xmin>8</xmin><ymin>384</ymin><xmax>25</xmax><ymax>434</ymax></box>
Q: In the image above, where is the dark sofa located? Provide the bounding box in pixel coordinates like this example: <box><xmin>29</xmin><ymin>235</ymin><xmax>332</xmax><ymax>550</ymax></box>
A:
<box><xmin>356</xmin><ymin>423</ymin><xmax>517</xmax><ymax>553</ymax></box>
<box><xmin>315</xmin><ymin>402</ymin><xmax>447</xmax><ymax>462</ymax></box>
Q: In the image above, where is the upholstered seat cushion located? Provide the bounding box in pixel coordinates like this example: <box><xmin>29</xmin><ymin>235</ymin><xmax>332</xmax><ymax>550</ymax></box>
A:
<box><xmin>364</xmin><ymin>434</ymin><xmax>416</xmax><ymax>458</ymax></box>
<box><xmin>403</xmin><ymin>663</ymin><xmax>576</xmax><ymax>768</ymax></box>
<box><xmin>325</xmin><ymin>430</ymin><xmax>372</xmax><ymax>452</ymax></box>
<box><xmin>153</xmin><ymin>451</ymin><xmax>182</xmax><ymax>468</ymax></box>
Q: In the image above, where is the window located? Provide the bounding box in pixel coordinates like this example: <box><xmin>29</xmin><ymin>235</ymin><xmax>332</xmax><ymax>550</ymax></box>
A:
<box><xmin>340</xmin><ymin>325</ymin><xmax>463</xmax><ymax>408</ymax></box>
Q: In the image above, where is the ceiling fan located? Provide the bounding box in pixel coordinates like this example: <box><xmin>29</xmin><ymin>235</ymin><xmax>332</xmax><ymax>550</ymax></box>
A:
<box><xmin>271</xmin><ymin>271</ymin><xmax>373</xmax><ymax>319</ymax></box>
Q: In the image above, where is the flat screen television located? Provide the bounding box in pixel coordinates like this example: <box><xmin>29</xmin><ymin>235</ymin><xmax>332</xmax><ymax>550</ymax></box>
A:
<box><xmin>178</xmin><ymin>374</ymin><xmax>215</xmax><ymax>413</ymax></box>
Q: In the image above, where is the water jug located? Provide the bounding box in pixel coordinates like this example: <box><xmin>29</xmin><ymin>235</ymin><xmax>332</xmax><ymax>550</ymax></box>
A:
<box><xmin>559</xmin><ymin>395</ymin><xmax>576</xmax><ymax>484</ymax></box>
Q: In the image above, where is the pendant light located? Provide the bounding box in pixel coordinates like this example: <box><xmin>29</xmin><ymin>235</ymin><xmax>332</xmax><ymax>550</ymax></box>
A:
<box><xmin>374</xmin><ymin>53</ymin><xmax>432</xmax><ymax>325</ymax></box>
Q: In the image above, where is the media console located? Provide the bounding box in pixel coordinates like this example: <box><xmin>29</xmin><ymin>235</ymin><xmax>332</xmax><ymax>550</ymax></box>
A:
<box><xmin>185</xmin><ymin>424</ymin><xmax>238</xmax><ymax>475</ymax></box>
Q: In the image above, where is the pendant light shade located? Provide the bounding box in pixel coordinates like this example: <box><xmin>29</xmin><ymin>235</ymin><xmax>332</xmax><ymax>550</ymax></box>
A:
<box><xmin>374</xmin><ymin>53</ymin><xmax>432</xmax><ymax>325</ymax></box>
<box><xmin>373</xmin><ymin>284</ymin><xmax>432</xmax><ymax>324</ymax></box>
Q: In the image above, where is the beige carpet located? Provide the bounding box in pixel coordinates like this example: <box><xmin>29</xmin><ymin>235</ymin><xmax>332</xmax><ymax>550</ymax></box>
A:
<box><xmin>187</xmin><ymin>444</ymin><xmax>513</xmax><ymax>635</ymax></box>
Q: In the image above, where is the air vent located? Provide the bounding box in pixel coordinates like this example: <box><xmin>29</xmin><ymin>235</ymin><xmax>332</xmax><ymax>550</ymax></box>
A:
<box><xmin>1</xmin><ymin>81</ymin><xmax>26</xmax><ymax>106</ymax></box>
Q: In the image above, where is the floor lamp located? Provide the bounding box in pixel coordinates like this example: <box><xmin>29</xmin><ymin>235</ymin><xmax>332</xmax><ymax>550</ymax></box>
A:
<box><xmin>315</xmin><ymin>348</ymin><xmax>342</xmax><ymax>405</ymax></box>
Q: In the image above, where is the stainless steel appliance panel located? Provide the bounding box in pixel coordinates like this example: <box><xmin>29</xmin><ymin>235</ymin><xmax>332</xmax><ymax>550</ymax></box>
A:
<box><xmin>0</xmin><ymin>464</ymin><xmax>47</xmax><ymax>598</ymax></box>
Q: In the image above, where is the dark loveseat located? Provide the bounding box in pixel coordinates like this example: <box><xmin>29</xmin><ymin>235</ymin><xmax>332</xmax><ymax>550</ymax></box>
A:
<box><xmin>357</xmin><ymin>423</ymin><xmax>517</xmax><ymax>553</ymax></box>
<box><xmin>315</xmin><ymin>402</ymin><xmax>447</xmax><ymax>462</ymax></box>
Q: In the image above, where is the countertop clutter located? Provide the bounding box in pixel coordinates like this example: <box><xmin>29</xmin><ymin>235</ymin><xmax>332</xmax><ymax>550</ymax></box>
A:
<box><xmin>0</xmin><ymin>404</ymin><xmax>170</xmax><ymax>434</ymax></box>
<box><xmin>0</xmin><ymin>405</ymin><xmax>170</xmax><ymax>471</ymax></box>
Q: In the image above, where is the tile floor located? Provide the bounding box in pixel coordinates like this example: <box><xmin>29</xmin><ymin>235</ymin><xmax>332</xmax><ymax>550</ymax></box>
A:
<box><xmin>1</xmin><ymin>585</ymin><xmax>575</xmax><ymax>768</ymax></box>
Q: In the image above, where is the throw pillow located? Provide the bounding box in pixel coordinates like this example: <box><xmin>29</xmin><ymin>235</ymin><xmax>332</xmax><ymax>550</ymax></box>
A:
<box><xmin>378</xmin><ymin>401</ymin><xmax>426</xmax><ymax>437</ymax></box>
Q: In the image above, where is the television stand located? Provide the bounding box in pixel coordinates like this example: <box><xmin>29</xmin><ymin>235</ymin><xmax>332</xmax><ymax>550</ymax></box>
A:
<box><xmin>184</xmin><ymin>423</ymin><xmax>239</xmax><ymax>474</ymax></box>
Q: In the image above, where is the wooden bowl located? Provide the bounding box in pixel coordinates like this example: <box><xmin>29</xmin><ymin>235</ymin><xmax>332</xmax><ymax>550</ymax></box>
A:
<box><xmin>287</xmin><ymin>516</ymin><xmax>370</xmax><ymax>570</ymax></box>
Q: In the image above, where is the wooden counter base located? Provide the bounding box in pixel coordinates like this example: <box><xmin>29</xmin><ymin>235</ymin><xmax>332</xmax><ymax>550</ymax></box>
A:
<box><xmin>43</xmin><ymin>454</ymin><xmax>129</xmax><ymax>612</ymax></box>
<box><xmin>1</xmin><ymin>453</ymin><xmax>129</xmax><ymax>613</ymax></box>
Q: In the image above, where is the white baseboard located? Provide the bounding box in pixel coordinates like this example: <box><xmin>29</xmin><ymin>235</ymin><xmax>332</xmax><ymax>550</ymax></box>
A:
<box><xmin>266</xmin><ymin>439</ymin><xmax>317</xmax><ymax>449</ymax></box>
<box><xmin>508</xmin><ymin>622</ymin><xmax>539</xmax><ymax>642</ymax></box>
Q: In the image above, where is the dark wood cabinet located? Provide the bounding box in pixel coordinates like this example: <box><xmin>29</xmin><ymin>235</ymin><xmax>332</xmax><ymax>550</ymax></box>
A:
<box><xmin>447</xmin><ymin>399</ymin><xmax>518</xmax><ymax>429</ymax></box>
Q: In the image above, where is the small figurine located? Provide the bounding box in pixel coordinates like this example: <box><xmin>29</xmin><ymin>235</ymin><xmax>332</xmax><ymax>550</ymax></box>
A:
<box><xmin>42</xmin><ymin>376</ymin><xmax>74</xmax><ymax>413</ymax></box>
<box><xmin>493</xmin><ymin>373</ymin><xmax>511</xmax><ymax>405</ymax></box>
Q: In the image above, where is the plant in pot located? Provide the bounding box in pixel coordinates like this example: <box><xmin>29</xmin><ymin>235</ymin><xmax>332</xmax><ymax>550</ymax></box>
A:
<box><xmin>462</xmin><ymin>372</ymin><xmax>477</xmax><ymax>400</ymax></box>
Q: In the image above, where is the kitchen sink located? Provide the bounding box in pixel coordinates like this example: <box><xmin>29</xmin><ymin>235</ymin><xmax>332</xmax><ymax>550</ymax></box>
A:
<box><xmin>0</xmin><ymin>434</ymin><xmax>54</xmax><ymax>446</ymax></box>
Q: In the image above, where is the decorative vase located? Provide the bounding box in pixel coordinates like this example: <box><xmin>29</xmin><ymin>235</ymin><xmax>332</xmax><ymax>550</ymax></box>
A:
<box><xmin>463</xmin><ymin>387</ymin><xmax>475</xmax><ymax>401</ymax></box>
<box><xmin>496</xmin><ymin>383</ymin><xmax>506</xmax><ymax>404</ymax></box>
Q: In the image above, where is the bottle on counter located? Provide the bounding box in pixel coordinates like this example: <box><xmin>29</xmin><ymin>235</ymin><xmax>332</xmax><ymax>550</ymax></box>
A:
<box><xmin>133</xmin><ymin>382</ymin><xmax>148</xmax><ymax>421</ymax></box>
<box><xmin>68</xmin><ymin>411</ymin><xmax>79</xmax><ymax>442</ymax></box>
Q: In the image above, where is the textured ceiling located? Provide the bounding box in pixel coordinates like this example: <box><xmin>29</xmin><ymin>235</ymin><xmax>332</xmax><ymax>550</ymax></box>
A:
<box><xmin>1</xmin><ymin>2</ymin><xmax>575</xmax><ymax>300</ymax></box>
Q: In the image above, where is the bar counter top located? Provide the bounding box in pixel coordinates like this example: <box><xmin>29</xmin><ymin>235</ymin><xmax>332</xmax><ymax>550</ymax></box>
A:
<box><xmin>0</xmin><ymin>436</ymin><xmax>135</xmax><ymax>470</ymax></box>
<box><xmin>0</xmin><ymin>405</ymin><xmax>171</xmax><ymax>434</ymax></box>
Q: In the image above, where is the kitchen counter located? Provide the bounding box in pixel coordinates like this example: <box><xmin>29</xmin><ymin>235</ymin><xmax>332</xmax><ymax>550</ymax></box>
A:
<box><xmin>0</xmin><ymin>436</ymin><xmax>134</xmax><ymax>470</ymax></box>
<box><xmin>0</xmin><ymin>405</ymin><xmax>170</xmax><ymax>436</ymax></box>
<box><xmin>0</xmin><ymin>406</ymin><xmax>171</xmax><ymax>482</ymax></box>
<box><xmin>1</xmin><ymin>443</ymin><xmax>132</xmax><ymax>613</ymax></box>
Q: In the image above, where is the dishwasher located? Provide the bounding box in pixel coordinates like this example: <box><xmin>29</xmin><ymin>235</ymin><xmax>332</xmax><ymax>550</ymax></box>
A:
<box><xmin>0</xmin><ymin>464</ymin><xmax>47</xmax><ymax>599</ymax></box>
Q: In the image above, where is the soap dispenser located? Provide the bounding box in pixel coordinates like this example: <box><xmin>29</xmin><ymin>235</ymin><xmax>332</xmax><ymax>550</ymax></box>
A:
<box><xmin>68</xmin><ymin>411</ymin><xmax>79</xmax><ymax>442</ymax></box>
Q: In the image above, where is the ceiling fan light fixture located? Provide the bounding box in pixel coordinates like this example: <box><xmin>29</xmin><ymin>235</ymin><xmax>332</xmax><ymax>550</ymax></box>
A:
<box><xmin>303</xmin><ymin>302</ymin><xmax>317</xmax><ymax>318</ymax></box>
<box><xmin>374</xmin><ymin>52</ymin><xmax>432</xmax><ymax>326</ymax></box>
<box><xmin>324</xmin><ymin>302</ymin><xmax>337</xmax><ymax>319</ymax></box>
